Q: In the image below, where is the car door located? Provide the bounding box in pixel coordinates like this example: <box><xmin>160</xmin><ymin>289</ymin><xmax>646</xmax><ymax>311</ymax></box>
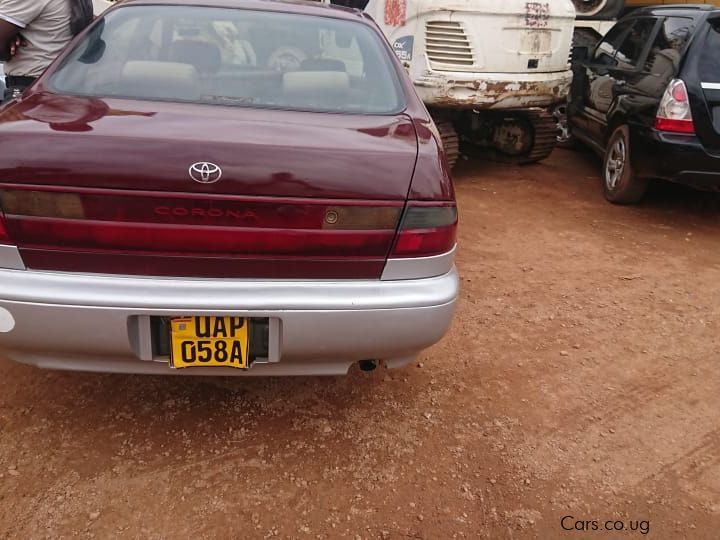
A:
<box><xmin>569</xmin><ymin>20</ymin><xmax>634</xmax><ymax>148</ymax></box>
<box><xmin>571</xmin><ymin>18</ymin><xmax>658</xmax><ymax>147</ymax></box>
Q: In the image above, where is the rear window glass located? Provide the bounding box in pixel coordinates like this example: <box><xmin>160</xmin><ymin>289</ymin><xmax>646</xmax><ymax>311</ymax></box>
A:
<box><xmin>699</xmin><ymin>19</ymin><xmax>720</xmax><ymax>76</ymax></box>
<box><xmin>49</xmin><ymin>5</ymin><xmax>405</xmax><ymax>114</ymax></box>
<box><xmin>614</xmin><ymin>18</ymin><xmax>656</xmax><ymax>69</ymax></box>
<box><xmin>641</xmin><ymin>16</ymin><xmax>693</xmax><ymax>77</ymax></box>
<box><xmin>593</xmin><ymin>20</ymin><xmax>632</xmax><ymax>65</ymax></box>
<box><xmin>659</xmin><ymin>17</ymin><xmax>694</xmax><ymax>52</ymax></box>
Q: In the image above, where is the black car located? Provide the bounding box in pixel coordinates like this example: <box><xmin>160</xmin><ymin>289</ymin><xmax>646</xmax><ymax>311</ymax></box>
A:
<box><xmin>568</xmin><ymin>5</ymin><xmax>720</xmax><ymax>204</ymax></box>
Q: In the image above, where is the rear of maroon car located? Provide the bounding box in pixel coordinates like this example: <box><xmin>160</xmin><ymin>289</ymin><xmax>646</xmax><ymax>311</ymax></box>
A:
<box><xmin>0</xmin><ymin>0</ymin><xmax>458</xmax><ymax>375</ymax></box>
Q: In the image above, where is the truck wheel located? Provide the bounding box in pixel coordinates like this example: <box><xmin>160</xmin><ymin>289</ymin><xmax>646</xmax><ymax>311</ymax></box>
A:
<box><xmin>436</xmin><ymin>121</ymin><xmax>460</xmax><ymax>169</ymax></box>
<box><xmin>573</xmin><ymin>0</ymin><xmax>624</xmax><ymax>19</ymax></box>
<box><xmin>572</xmin><ymin>28</ymin><xmax>601</xmax><ymax>53</ymax></box>
<box><xmin>490</xmin><ymin>110</ymin><xmax>557</xmax><ymax>164</ymax></box>
<box><xmin>456</xmin><ymin>110</ymin><xmax>556</xmax><ymax>165</ymax></box>
<box><xmin>603</xmin><ymin>126</ymin><xmax>648</xmax><ymax>204</ymax></box>
<box><xmin>573</xmin><ymin>0</ymin><xmax>606</xmax><ymax>17</ymax></box>
<box><xmin>595</xmin><ymin>0</ymin><xmax>625</xmax><ymax>19</ymax></box>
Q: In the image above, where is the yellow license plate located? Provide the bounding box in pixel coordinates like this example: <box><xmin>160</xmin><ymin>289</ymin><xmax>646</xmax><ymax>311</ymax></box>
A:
<box><xmin>170</xmin><ymin>316</ymin><xmax>249</xmax><ymax>369</ymax></box>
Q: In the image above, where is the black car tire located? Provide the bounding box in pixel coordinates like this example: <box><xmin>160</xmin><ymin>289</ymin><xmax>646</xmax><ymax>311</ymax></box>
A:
<box><xmin>603</xmin><ymin>125</ymin><xmax>648</xmax><ymax>204</ymax></box>
<box><xmin>554</xmin><ymin>102</ymin><xmax>576</xmax><ymax>149</ymax></box>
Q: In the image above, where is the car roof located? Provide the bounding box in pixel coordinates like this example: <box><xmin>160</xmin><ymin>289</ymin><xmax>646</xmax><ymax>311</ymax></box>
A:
<box><xmin>111</xmin><ymin>0</ymin><xmax>365</xmax><ymax>21</ymax></box>
<box><xmin>628</xmin><ymin>4</ymin><xmax>720</xmax><ymax>18</ymax></box>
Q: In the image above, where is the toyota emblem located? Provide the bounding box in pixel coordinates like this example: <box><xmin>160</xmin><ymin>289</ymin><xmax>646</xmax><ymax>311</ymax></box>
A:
<box><xmin>189</xmin><ymin>162</ymin><xmax>222</xmax><ymax>184</ymax></box>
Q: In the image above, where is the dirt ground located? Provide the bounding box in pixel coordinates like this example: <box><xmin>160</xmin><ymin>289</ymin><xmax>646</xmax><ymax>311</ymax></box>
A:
<box><xmin>1</xmin><ymin>148</ymin><xmax>720</xmax><ymax>539</ymax></box>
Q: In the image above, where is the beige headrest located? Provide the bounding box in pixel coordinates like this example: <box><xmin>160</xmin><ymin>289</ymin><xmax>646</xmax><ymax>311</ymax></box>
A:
<box><xmin>120</xmin><ymin>61</ymin><xmax>200</xmax><ymax>101</ymax></box>
<box><xmin>282</xmin><ymin>71</ymin><xmax>350</xmax><ymax>96</ymax></box>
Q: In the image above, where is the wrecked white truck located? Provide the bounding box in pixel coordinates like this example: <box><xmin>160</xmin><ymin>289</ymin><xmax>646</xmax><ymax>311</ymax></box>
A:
<box><xmin>365</xmin><ymin>0</ymin><xmax>576</xmax><ymax>166</ymax></box>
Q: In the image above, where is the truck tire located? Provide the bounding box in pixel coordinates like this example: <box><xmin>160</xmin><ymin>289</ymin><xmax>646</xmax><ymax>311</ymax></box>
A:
<box><xmin>603</xmin><ymin>125</ymin><xmax>648</xmax><ymax>204</ymax></box>
<box><xmin>436</xmin><ymin>121</ymin><xmax>460</xmax><ymax>170</ymax></box>
<box><xmin>572</xmin><ymin>28</ymin><xmax>602</xmax><ymax>53</ymax></box>
<box><xmin>573</xmin><ymin>0</ymin><xmax>624</xmax><ymax>20</ymax></box>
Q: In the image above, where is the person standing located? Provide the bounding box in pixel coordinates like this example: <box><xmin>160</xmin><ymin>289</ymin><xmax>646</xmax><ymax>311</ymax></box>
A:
<box><xmin>0</xmin><ymin>0</ymin><xmax>93</xmax><ymax>101</ymax></box>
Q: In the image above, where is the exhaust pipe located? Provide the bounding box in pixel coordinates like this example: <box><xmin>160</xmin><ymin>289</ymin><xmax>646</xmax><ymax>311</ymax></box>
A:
<box><xmin>358</xmin><ymin>359</ymin><xmax>377</xmax><ymax>372</ymax></box>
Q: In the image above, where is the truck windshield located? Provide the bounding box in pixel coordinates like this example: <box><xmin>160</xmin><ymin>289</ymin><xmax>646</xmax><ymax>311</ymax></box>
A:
<box><xmin>49</xmin><ymin>5</ymin><xmax>405</xmax><ymax>114</ymax></box>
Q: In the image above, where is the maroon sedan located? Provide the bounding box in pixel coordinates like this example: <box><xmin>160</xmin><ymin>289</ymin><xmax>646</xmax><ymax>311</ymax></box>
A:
<box><xmin>0</xmin><ymin>0</ymin><xmax>458</xmax><ymax>375</ymax></box>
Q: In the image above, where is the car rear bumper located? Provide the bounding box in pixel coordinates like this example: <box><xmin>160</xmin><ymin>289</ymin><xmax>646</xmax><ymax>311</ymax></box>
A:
<box><xmin>414</xmin><ymin>70</ymin><xmax>572</xmax><ymax>109</ymax></box>
<box><xmin>0</xmin><ymin>267</ymin><xmax>459</xmax><ymax>376</ymax></box>
<box><xmin>633</xmin><ymin>129</ymin><xmax>720</xmax><ymax>189</ymax></box>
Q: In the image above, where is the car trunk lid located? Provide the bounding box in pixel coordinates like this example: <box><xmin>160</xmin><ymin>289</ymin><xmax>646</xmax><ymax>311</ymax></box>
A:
<box><xmin>0</xmin><ymin>94</ymin><xmax>419</xmax><ymax>279</ymax></box>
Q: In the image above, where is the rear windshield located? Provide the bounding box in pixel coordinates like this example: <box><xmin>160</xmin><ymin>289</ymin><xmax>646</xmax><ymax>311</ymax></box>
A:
<box><xmin>49</xmin><ymin>5</ymin><xmax>405</xmax><ymax>114</ymax></box>
<box><xmin>699</xmin><ymin>19</ymin><xmax>720</xmax><ymax>76</ymax></box>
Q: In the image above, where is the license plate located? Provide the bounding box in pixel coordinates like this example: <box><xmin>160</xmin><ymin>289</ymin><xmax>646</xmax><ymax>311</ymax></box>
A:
<box><xmin>170</xmin><ymin>316</ymin><xmax>249</xmax><ymax>369</ymax></box>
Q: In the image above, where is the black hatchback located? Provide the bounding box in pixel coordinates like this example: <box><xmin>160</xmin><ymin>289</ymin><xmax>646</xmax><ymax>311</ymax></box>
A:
<box><xmin>568</xmin><ymin>5</ymin><xmax>720</xmax><ymax>204</ymax></box>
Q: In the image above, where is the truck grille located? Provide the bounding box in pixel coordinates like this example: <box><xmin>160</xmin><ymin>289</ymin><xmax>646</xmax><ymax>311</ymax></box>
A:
<box><xmin>425</xmin><ymin>21</ymin><xmax>475</xmax><ymax>70</ymax></box>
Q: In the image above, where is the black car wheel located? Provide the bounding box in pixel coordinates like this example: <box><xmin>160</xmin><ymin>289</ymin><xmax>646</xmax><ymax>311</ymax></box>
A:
<box><xmin>603</xmin><ymin>126</ymin><xmax>648</xmax><ymax>204</ymax></box>
<box><xmin>553</xmin><ymin>102</ymin><xmax>575</xmax><ymax>148</ymax></box>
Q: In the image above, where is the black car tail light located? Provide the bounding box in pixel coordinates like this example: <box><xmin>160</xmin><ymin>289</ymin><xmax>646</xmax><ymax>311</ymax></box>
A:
<box><xmin>655</xmin><ymin>79</ymin><xmax>696</xmax><ymax>134</ymax></box>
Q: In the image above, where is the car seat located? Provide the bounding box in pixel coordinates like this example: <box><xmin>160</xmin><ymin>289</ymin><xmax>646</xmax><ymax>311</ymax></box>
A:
<box><xmin>117</xmin><ymin>61</ymin><xmax>201</xmax><ymax>101</ymax></box>
<box><xmin>282</xmin><ymin>71</ymin><xmax>350</xmax><ymax>108</ymax></box>
<box><xmin>299</xmin><ymin>58</ymin><xmax>346</xmax><ymax>72</ymax></box>
<box><xmin>169</xmin><ymin>40</ymin><xmax>223</xmax><ymax>76</ymax></box>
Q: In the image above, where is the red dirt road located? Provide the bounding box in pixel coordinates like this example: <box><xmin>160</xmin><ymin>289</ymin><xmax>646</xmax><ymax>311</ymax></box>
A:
<box><xmin>1</xmin><ymin>149</ymin><xmax>719</xmax><ymax>538</ymax></box>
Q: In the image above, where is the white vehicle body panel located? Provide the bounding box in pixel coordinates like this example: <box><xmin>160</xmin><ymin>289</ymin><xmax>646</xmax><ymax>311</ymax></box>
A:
<box><xmin>365</xmin><ymin>0</ymin><xmax>576</xmax><ymax>108</ymax></box>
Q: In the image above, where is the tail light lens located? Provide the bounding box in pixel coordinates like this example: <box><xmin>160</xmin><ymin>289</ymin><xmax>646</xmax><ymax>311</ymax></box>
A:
<box><xmin>0</xmin><ymin>210</ymin><xmax>11</xmax><ymax>243</ymax></box>
<box><xmin>391</xmin><ymin>203</ymin><xmax>457</xmax><ymax>258</ymax></box>
<box><xmin>0</xmin><ymin>188</ymin><xmax>410</xmax><ymax>278</ymax></box>
<box><xmin>1</xmin><ymin>188</ymin><xmax>458</xmax><ymax>278</ymax></box>
<box><xmin>654</xmin><ymin>79</ymin><xmax>695</xmax><ymax>134</ymax></box>
<box><xmin>0</xmin><ymin>194</ymin><xmax>403</xmax><ymax>256</ymax></box>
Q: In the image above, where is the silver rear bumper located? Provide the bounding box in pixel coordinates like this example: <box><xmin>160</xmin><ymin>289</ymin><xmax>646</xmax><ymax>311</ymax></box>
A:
<box><xmin>0</xmin><ymin>267</ymin><xmax>459</xmax><ymax>376</ymax></box>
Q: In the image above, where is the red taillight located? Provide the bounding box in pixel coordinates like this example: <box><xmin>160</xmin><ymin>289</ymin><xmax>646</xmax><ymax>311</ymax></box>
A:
<box><xmin>391</xmin><ymin>203</ymin><xmax>457</xmax><ymax>258</ymax></box>
<box><xmin>0</xmin><ymin>187</ymin><xmax>458</xmax><ymax>278</ymax></box>
<box><xmin>0</xmin><ymin>187</ymin><xmax>410</xmax><ymax>278</ymax></box>
<box><xmin>655</xmin><ymin>79</ymin><xmax>695</xmax><ymax>134</ymax></box>
<box><xmin>10</xmin><ymin>218</ymin><xmax>397</xmax><ymax>257</ymax></box>
<box><xmin>0</xmin><ymin>211</ymin><xmax>11</xmax><ymax>243</ymax></box>
<box><xmin>653</xmin><ymin>118</ymin><xmax>696</xmax><ymax>134</ymax></box>
<box><xmin>671</xmin><ymin>82</ymin><xmax>688</xmax><ymax>102</ymax></box>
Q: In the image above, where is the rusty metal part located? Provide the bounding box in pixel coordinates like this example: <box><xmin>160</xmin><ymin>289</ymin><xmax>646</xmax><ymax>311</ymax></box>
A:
<box><xmin>461</xmin><ymin>109</ymin><xmax>557</xmax><ymax>164</ymax></box>
<box><xmin>492</xmin><ymin>116</ymin><xmax>533</xmax><ymax>156</ymax></box>
<box><xmin>414</xmin><ymin>72</ymin><xmax>572</xmax><ymax>110</ymax></box>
